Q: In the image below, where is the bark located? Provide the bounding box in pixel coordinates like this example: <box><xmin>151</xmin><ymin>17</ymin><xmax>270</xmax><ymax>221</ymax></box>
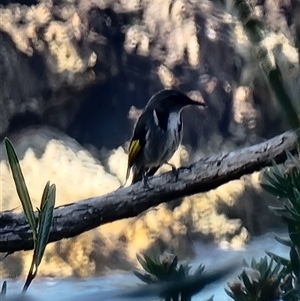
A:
<box><xmin>0</xmin><ymin>130</ymin><xmax>298</xmax><ymax>253</ymax></box>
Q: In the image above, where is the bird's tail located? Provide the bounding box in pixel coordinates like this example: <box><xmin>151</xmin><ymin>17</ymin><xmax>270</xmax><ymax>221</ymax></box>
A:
<box><xmin>131</xmin><ymin>166</ymin><xmax>160</xmax><ymax>185</ymax></box>
<box><xmin>131</xmin><ymin>168</ymin><xmax>144</xmax><ymax>184</ymax></box>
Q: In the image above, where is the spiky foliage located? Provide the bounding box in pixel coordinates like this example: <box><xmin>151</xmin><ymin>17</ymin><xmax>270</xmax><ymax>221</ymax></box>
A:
<box><xmin>134</xmin><ymin>251</ymin><xmax>213</xmax><ymax>301</ymax></box>
<box><xmin>232</xmin><ymin>1</ymin><xmax>300</xmax><ymax>298</ymax></box>
<box><xmin>226</xmin><ymin>256</ymin><xmax>285</xmax><ymax>301</ymax></box>
<box><xmin>260</xmin><ymin>153</ymin><xmax>300</xmax><ymax>301</ymax></box>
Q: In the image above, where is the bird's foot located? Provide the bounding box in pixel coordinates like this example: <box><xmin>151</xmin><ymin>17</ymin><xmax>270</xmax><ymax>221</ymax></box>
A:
<box><xmin>142</xmin><ymin>174</ymin><xmax>152</xmax><ymax>189</ymax></box>
<box><xmin>166</xmin><ymin>163</ymin><xmax>179</xmax><ymax>182</ymax></box>
<box><xmin>170</xmin><ymin>167</ymin><xmax>179</xmax><ymax>183</ymax></box>
<box><xmin>172</xmin><ymin>168</ymin><xmax>179</xmax><ymax>182</ymax></box>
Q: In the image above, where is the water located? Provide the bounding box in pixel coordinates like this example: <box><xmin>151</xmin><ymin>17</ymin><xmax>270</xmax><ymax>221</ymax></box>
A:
<box><xmin>2</xmin><ymin>230</ymin><xmax>290</xmax><ymax>301</ymax></box>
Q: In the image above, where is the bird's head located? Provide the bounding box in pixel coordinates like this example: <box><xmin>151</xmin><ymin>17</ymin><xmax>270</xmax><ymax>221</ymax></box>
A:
<box><xmin>146</xmin><ymin>89</ymin><xmax>206</xmax><ymax>113</ymax></box>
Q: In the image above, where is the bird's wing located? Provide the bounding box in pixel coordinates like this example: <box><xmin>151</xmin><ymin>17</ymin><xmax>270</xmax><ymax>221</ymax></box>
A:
<box><xmin>153</xmin><ymin>109</ymin><xmax>168</xmax><ymax>131</ymax></box>
<box><xmin>125</xmin><ymin>114</ymin><xmax>147</xmax><ymax>182</ymax></box>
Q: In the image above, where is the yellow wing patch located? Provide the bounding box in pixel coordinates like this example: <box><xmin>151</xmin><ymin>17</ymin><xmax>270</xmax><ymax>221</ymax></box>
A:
<box><xmin>125</xmin><ymin>139</ymin><xmax>141</xmax><ymax>181</ymax></box>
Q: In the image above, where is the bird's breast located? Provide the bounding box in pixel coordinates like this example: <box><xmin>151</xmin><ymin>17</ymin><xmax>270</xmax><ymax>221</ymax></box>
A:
<box><xmin>143</xmin><ymin>111</ymin><xmax>182</xmax><ymax>167</ymax></box>
<box><xmin>168</xmin><ymin>111</ymin><xmax>182</xmax><ymax>133</ymax></box>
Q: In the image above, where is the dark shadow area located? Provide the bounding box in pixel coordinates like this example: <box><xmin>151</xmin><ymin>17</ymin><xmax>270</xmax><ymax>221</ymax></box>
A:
<box><xmin>78</xmin><ymin>3</ymin><xmax>285</xmax><ymax>157</ymax></box>
<box><xmin>4</xmin><ymin>112</ymin><xmax>42</xmax><ymax>136</ymax></box>
<box><xmin>0</xmin><ymin>0</ymin><xmax>38</xmax><ymax>5</ymax></box>
<box><xmin>67</xmin><ymin>8</ymin><xmax>165</xmax><ymax>150</ymax></box>
<box><xmin>0</xmin><ymin>29</ymin><xmax>51</xmax><ymax>140</ymax></box>
<box><xmin>66</xmin><ymin>5</ymin><xmax>242</xmax><ymax>153</ymax></box>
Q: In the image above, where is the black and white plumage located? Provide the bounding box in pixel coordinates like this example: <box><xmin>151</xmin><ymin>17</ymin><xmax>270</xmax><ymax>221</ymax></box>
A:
<box><xmin>126</xmin><ymin>89</ymin><xmax>206</xmax><ymax>187</ymax></box>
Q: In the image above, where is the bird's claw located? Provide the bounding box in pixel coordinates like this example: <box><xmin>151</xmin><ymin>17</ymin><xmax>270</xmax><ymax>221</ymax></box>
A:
<box><xmin>171</xmin><ymin>167</ymin><xmax>179</xmax><ymax>182</ymax></box>
<box><xmin>173</xmin><ymin>168</ymin><xmax>179</xmax><ymax>182</ymax></box>
<box><xmin>142</xmin><ymin>175</ymin><xmax>152</xmax><ymax>189</ymax></box>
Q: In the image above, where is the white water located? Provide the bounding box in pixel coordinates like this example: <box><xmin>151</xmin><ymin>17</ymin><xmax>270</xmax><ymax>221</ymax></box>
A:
<box><xmin>3</xmin><ymin>230</ymin><xmax>290</xmax><ymax>301</ymax></box>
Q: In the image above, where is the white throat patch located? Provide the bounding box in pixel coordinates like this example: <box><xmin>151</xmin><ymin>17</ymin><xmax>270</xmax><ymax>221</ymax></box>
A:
<box><xmin>168</xmin><ymin>111</ymin><xmax>181</xmax><ymax>131</ymax></box>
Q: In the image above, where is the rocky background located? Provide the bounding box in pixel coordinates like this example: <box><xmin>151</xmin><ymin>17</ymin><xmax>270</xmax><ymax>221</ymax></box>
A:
<box><xmin>1</xmin><ymin>0</ymin><xmax>300</xmax><ymax>278</ymax></box>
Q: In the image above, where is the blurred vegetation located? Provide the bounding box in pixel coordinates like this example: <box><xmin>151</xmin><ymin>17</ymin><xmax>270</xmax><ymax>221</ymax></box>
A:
<box><xmin>262</xmin><ymin>154</ymin><xmax>300</xmax><ymax>300</ymax></box>
<box><xmin>131</xmin><ymin>161</ymin><xmax>300</xmax><ymax>301</ymax></box>
<box><xmin>224</xmin><ymin>152</ymin><xmax>300</xmax><ymax>301</ymax></box>
<box><xmin>133</xmin><ymin>252</ymin><xmax>212</xmax><ymax>301</ymax></box>
<box><xmin>222</xmin><ymin>0</ymin><xmax>300</xmax><ymax>300</ymax></box>
<box><xmin>226</xmin><ymin>256</ymin><xmax>285</xmax><ymax>300</ymax></box>
<box><xmin>234</xmin><ymin>0</ymin><xmax>300</xmax><ymax>131</ymax></box>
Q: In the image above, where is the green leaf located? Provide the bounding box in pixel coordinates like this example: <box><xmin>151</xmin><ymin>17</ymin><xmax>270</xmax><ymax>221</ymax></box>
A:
<box><xmin>136</xmin><ymin>254</ymin><xmax>149</xmax><ymax>273</ymax></box>
<box><xmin>271</xmin><ymin>159</ymin><xmax>283</xmax><ymax>173</ymax></box>
<box><xmin>263</xmin><ymin>257</ymin><xmax>273</xmax><ymax>279</ymax></box>
<box><xmin>260</xmin><ymin>183</ymin><xmax>287</xmax><ymax>198</ymax></box>
<box><xmin>241</xmin><ymin>270</ymin><xmax>256</xmax><ymax>295</ymax></box>
<box><xmin>41</xmin><ymin>181</ymin><xmax>50</xmax><ymax>210</ymax></box>
<box><xmin>290</xmin><ymin>188</ymin><xmax>300</xmax><ymax>213</ymax></box>
<box><xmin>179</xmin><ymin>263</ymin><xmax>192</xmax><ymax>278</ymax></box>
<box><xmin>268</xmin><ymin>205</ymin><xmax>286</xmax><ymax>212</ymax></box>
<box><xmin>1</xmin><ymin>281</ymin><xmax>7</xmax><ymax>297</ymax></box>
<box><xmin>290</xmin><ymin>247</ymin><xmax>300</xmax><ymax>278</ymax></box>
<box><xmin>286</xmin><ymin>151</ymin><xmax>298</xmax><ymax>163</ymax></box>
<box><xmin>4</xmin><ymin>138</ymin><xmax>36</xmax><ymax>234</ymax></box>
<box><xmin>275</xmin><ymin>235</ymin><xmax>293</xmax><ymax>247</ymax></box>
<box><xmin>34</xmin><ymin>184</ymin><xmax>56</xmax><ymax>266</ymax></box>
<box><xmin>282</xmin><ymin>288</ymin><xmax>300</xmax><ymax>299</ymax></box>
<box><xmin>272</xmin><ymin>261</ymin><xmax>284</xmax><ymax>276</ymax></box>
<box><xmin>287</xmin><ymin>223</ymin><xmax>300</xmax><ymax>244</ymax></box>
<box><xmin>178</xmin><ymin>264</ymin><xmax>186</xmax><ymax>277</ymax></box>
<box><xmin>279</xmin><ymin>214</ymin><xmax>299</xmax><ymax>224</ymax></box>
<box><xmin>266</xmin><ymin>251</ymin><xmax>290</xmax><ymax>267</ymax></box>
<box><xmin>133</xmin><ymin>271</ymin><xmax>156</xmax><ymax>284</ymax></box>
<box><xmin>143</xmin><ymin>253</ymin><xmax>162</xmax><ymax>277</ymax></box>
<box><xmin>275</xmin><ymin>236</ymin><xmax>291</xmax><ymax>249</ymax></box>
<box><xmin>193</xmin><ymin>264</ymin><xmax>205</xmax><ymax>276</ymax></box>
<box><xmin>259</xmin><ymin>277</ymin><xmax>282</xmax><ymax>301</ymax></box>
<box><xmin>263</xmin><ymin>172</ymin><xmax>287</xmax><ymax>193</ymax></box>
<box><xmin>283</xmin><ymin>205</ymin><xmax>300</xmax><ymax>223</ymax></box>
<box><xmin>224</xmin><ymin>288</ymin><xmax>234</xmax><ymax>299</ymax></box>
<box><xmin>166</xmin><ymin>256</ymin><xmax>178</xmax><ymax>275</ymax></box>
<box><xmin>142</xmin><ymin>253</ymin><xmax>157</xmax><ymax>275</ymax></box>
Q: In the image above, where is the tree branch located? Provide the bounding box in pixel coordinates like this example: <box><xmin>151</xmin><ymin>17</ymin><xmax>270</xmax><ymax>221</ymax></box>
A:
<box><xmin>0</xmin><ymin>130</ymin><xmax>298</xmax><ymax>253</ymax></box>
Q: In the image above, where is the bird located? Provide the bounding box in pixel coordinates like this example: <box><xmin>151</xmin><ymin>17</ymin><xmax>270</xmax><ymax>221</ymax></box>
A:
<box><xmin>125</xmin><ymin>89</ymin><xmax>206</xmax><ymax>188</ymax></box>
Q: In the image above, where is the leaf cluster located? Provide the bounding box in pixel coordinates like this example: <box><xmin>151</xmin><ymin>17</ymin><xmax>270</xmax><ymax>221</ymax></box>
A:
<box><xmin>226</xmin><ymin>256</ymin><xmax>285</xmax><ymax>301</ymax></box>
<box><xmin>134</xmin><ymin>252</ymin><xmax>212</xmax><ymax>301</ymax></box>
<box><xmin>1</xmin><ymin>138</ymin><xmax>56</xmax><ymax>296</ymax></box>
<box><xmin>261</xmin><ymin>153</ymin><xmax>300</xmax><ymax>301</ymax></box>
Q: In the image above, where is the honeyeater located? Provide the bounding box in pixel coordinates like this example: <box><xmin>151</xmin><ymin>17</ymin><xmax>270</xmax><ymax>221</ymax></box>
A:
<box><xmin>125</xmin><ymin>89</ymin><xmax>206</xmax><ymax>187</ymax></box>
